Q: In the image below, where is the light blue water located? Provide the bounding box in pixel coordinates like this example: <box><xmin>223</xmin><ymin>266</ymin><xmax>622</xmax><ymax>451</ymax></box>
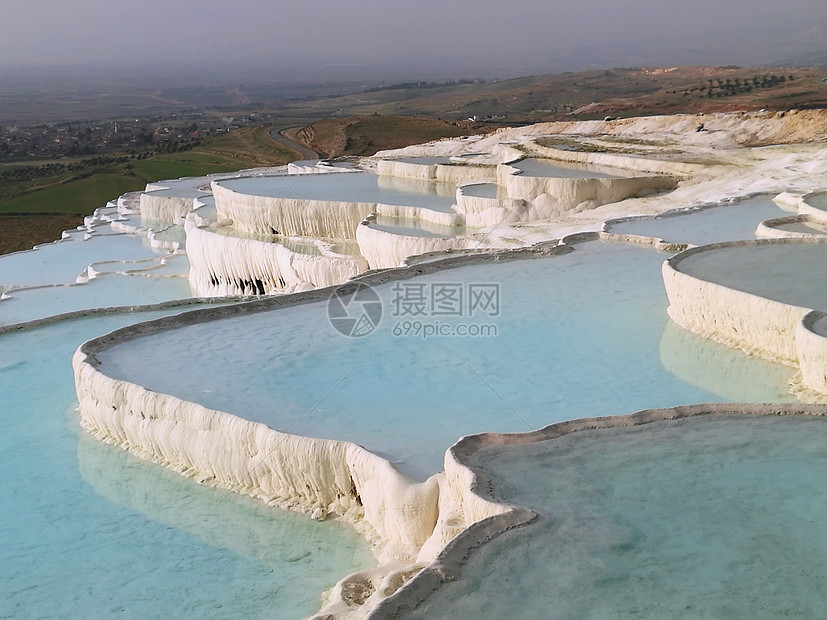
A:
<box><xmin>375</xmin><ymin>175</ymin><xmax>459</xmax><ymax>204</ymax></box>
<box><xmin>459</xmin><ymin>183</ymin><xmax>508</xmax><ymax>199</ymax></box>
<box><xmin>5</xmin><ymin>172</ymin><xmax>819</xmax><ymax>617</ymax></box>
<box><xmin>121</xmin><ymin>253</ymin><xmax>191</xmax><ymax>277</ymax></box>
<box><xmin>773</xmin><ymin>219</ymin><xmax>827</xmax><ymax>235</ymax></box>
<box><xmin>511</xmin><ymin>158</ymin><xmax>625</xmax><ymax>179</ymax></box>
<box><xmin>367</xmin><ymin>216</ymin><xmax>463</xmax><ymax>238</ymax></box>
<box><xmin>677</xmin><ymin>242</ymin><xmax>827</xmax><ymax>310</ymax></box>
<box><xmin>208</xmin><ymin>227</ymin><xmax>363</xmax><ymax>259</ymax></box>
<box><xmin>99</xmin><ymin>242</ymin><xmax>796</xmax><ymax>479</ymax></box>
<box><xmin>0</xmin><ymin>232</ymin><xmax>169</xmax><ymax>289</ymax></box>
<box><xmin>144</xmin><ymin>221</ymin><xmax>188</xmax><ymax>246</ymax></box>
<box><xmin>194</xmin><ymin>195</ymin><xmax>217</xmax><ymax>219</ymax></box>
<box><xmin>0</xmin><ymin>313</ymin><xmax>375</xmax><ymax>619</ymax></box>
<box><xmin>606</xmin><ymin>197</ymin><xmax>787</xmax><ymax>245</ymax></box>
<box><xmin>397</xmin><ymin>157</ymin><xmax>452</xmax><ymax>164</ymax></box>
<box><xmin>0</xmin><ymin>273</ymin><xmax>194</xmax><ymax>325</ymax></box>
<box><xmin>144</xmin><ymin>187</ymin><xmax>208</xmax><ymax>199</ymax></box>
<box><xmin>806</xmin><ymin>192</ymin><xmax>827</xmax><ymax>212</ymax></box>
<box><xmin>216</xmin><ymin>172</ymin><xmax>458</xmax><ymax>212</ymax></box>
<box><xmin>658</xmin><ymin>321</ymin><xmax>793</xmax><ymax>401</ymax></box>
<box><xmin>406</xmin><ymin>414</ymin><xmax>827</xmax><ymax>618</ymax></box>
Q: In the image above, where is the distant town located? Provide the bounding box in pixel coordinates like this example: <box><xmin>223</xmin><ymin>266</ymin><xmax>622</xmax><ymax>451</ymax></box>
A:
<box><xmin>0</xmin><ymin>112</ymin><xmax>273</xmax><ymax>162</ymax></box>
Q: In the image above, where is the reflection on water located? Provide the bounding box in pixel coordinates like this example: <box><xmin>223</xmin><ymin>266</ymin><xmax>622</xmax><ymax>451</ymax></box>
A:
<box><xmin>606</xmin><ymin>197</ymin><xmax>787</xmax><ymax>245</ymax></box>
<box><xmin>219</xmin><ymin>172</ymin><xmax>458</xmax><ymax>212</ymax></box>
<box><xmin>659</xmin><ymin>319</ymin><xmax>795</xmax><ymax>402</ymax></box>
<box><xmin>0</xmin><ymin>313</ymin><xmax>375</xmax><ymax>620</ymax></box>
<box><xmin>77</xmin><ymin>432</ymin><xmax>374</xmax><ymax>588</ymax></box>
<box><xmin>368</xmin><ymin>215</ymin><xmax>465</xmax><ymax>238</ymax></box>
<box><xmin>375</xmin><ymin>174</ymin><xmax>460</xmax><ymax>200</ymax></box>
<box><xmin>407</xmin><ymin>415</ymin><xmax>827</xmax><ymax>619</ymax></box>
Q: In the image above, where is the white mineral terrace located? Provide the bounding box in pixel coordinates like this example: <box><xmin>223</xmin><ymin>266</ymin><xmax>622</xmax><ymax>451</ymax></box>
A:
<box><xmin>663</xmin><ymin>239</ymin><xmax>827</xmax><ymax>398</ymax></box>
<box><xmin>7</xmin><ymin>109</ymin><xmax>824</xmax><ymax>618</ymax></box>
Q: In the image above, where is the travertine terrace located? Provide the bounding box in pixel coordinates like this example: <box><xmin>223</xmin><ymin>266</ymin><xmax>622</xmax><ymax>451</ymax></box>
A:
<box><xmin>65</xmin><ymin>110</ymin><xmax>827</xmax><ymax>617</ymax></box>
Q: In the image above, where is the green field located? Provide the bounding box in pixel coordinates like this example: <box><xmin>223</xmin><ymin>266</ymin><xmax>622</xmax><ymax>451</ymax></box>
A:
<box><xmin>0</xmin><ymin>126</ymin><xmax>296</xmax><ymax>216</ymax></box>
<box><xmin>0</xmin><ymin>125</ymin><xmax>298</xmax><ymax>254</ymax></box>
<box><xmin>1</xmin><ymin>174</ymin><xmax>145</xmax><ymax>214</ymax></box>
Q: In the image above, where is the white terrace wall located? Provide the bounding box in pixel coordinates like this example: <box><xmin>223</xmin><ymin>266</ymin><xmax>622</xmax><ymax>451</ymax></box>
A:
<box><xmin>212</xmin><ymin>180</ymin><xmax>375</xmax><ymax>240</ymax></box>
<box><xmin>139</xmin><ymin>193</ymin><xmax>200</xmax><ymax>225</ymax></box>
<box><xmin>663</xmin><ymin>240</ymin><xmax>827</xmax><ymax>397</ymax></box>
<box><xmin>185</xmin><ymin>217</ymin><xmax>367</xmax><ymax>296</ymax></box>
<box><xmin>73</xmin><ymin>339</ymin><xmax>442</xmax><ymax>564</ymax></box>
<box><xmin>497</xmin><ymin>163</ymin><xmax>677</xmax><ymax>206</ymax></box>
<box><xmin>663</xmin><ymin>243</ymin><xmax>811</xmax><ymax>364</ymax></box>
<box><xmin>355</xmin><ymin>223</ymin><xmax>474</xmax><ymax>269</ymax></box>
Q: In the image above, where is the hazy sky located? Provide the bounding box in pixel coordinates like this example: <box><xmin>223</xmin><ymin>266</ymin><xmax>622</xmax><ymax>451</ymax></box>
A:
<box><xmin>2</xmin><ymin>0</ymin><xmax>826</xmax><ymax>78</ymax></box>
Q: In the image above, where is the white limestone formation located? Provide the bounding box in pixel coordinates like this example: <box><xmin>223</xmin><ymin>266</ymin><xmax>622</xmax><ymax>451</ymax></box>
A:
<box><xmin>71</xmin><ymin>300</ymin><xmax>518</xmax><ymax>618</ymax></box>
<box><xmin>523</xmin><ymin>140</ymin><xmax>707</xmax><ymax>176</ymax></box>
<box><xmin>454</xmin><ymin>184</ymin><xmax>529</xmax><ymax>228</ymax></box>
<box><xmin>212</xmin><ymin>179</ymin><xmax>376</xmax><ymax>239</ymax></box>
<box><xmin>287</xmin><ymin>160</ymin><xmax>361</xmax><ymax>174</ymax></box>
<box><xmin>66</xmin><ymin>111</ymin><xmax>827</xmax><ymax>617</ymax></box>
<box><xmin>757</xmin><ymin>192</ymin><xmax>827</xmax><ymax>239</ymax></box>
<box><xmin>186</xmin><ymin>216</ymin><xmax>367</xmax><ymax>296</ymax></box>
<box><xmin>663</xmin><ymin>242</ymin><xmax>811</xmax><ymax>364</ymax></box>
<box><xmin>376</xmin><ymin>159</ymin><xmax>496</xmax><ymax>184</ymax></box>
<box><xmin>663</xmin><ymin>240</ymin><xmax>827</xmax><ymax>398</ymax></box>
<box><xmin>73</xmin><ymin>339</ymin><xmax>446</xmax><ymax>562</ymax></box>
<box><xmin>772</xmin><ymin>192</ymin><xmax>804</xmax><ymax>211</ymax></box>
<box><xmin>756</xmin><ymin>215</ymin><xmax>827</xmax><ymax>240</ymax></box>
<box><xmin>355</xmin><ymin>222</ymin><xmax>474</xmax><ymax>269</ymax></box>
<box><xmin>496</xmin><ymin>162</ymin><xmax>677</xmax><ymax>210</ymax></box>
<box><xmin>139</xmin><ymin>192</ymin><xmax>202</xmax><ymax>225</ymax></box>
<box><xmin>798</xmin><ymin>192</ymin><xmax>827</xmax><ymax>221</ymax></box>
<box><xmin>371</xmin><ymin>403</ymin><xmax>827</xmax><ymax>617</ymax></box>
<box><xmin>796</xmin><ymin>312</ymin><xmax>827</xmax><ymax>397</ymax></box>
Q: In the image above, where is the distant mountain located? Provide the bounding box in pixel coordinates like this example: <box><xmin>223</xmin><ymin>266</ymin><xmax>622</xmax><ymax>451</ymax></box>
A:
<box><xmin>770</xmin><ymin>50</ymin><xmax>827</xmax><ymax>68</ymax></box>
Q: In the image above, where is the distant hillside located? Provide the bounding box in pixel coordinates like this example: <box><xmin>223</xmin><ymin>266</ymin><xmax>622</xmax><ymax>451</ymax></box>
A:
<box><xmin>284</xmin><ymin>116</ymin><xmax>487</xmax><ymax>158</ymax></box>
<box><xmin>278</xmin><ymin>66</ymin><xmax>827</xmax><ymax>124</ymax></box>
<box><xmin>770</xmin><ymin>50</ymin><xmax>827</xmax><ymax>68</ymax></box>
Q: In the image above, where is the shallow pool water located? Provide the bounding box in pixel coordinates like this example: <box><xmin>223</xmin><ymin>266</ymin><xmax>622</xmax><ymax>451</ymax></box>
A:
<box><xmin>217</xmin><ymin>172</ymin><xmax>459</xmax><ymax>212</ymax></box>
<box><xmin>396</xmin><ymin>157</ymin><xmax>452</xmax><ymax>164</ymax></box>
<box><xmin>209</xmin><ymin>226</ymin><xmax>363</xmax><ymax>258</ymax></box>
<box><xmin>0</xmin><ymin>273</ymin><xmax>194</xmax><ymax>325</ymax></box>
<box><xmin>0</xmin><ymin>313</ymin><xmax>374</xmax><ymax>619</ymax></box>
<box><xmin>806</xmin><ymin>192</ymin><xmax>827</xmax><ymax>212</ymax></box>
<box><xmin>144</xmin><ymin>186</ymin><xmax>209</xmax><ymax>199</ymax></box>
<box><xmin>606</xmin><ymin>197</ymin><xmax>787</xmax><ymax>245</ymax></box>
<box><xmin>459</xmin><ymin>183</ymin><xmax>509</xmax><ymax>199</ymax></box>
<box><xmin>99</xmin><ymin>242</ymin><xmax>796</xmax><ymax>479</ymax></box>
<box><xmin>511</xmin><ymin>158</ymin><xmax>626</xmax><ymax>179</ymax></box>
<box><xmin>677</xmin><ymin>242</ymin><xmax>827</xmax><ymax>310</ymax></box>
<box><xmin>0</xmin><ymin>231</ymin><xmax>169</xmax><ymax>289</ymax></box>
<box><xmin>6</xmin><ymin>165</ymin><xmax>822</xmax><ymax>618</ymax></box>
<box><xmin>144</xmin><ymin>221</ymin><xmax>188</xmax><ymax>246</ymax></box>
<box><xmin>367</xmin><ymin>215</ymin><xmax>464</xmax><ymax>238</ymax></box>
<box><xmin>406</xmin><ymin>414</ymin><xmax>827</xmax><ymax>619</ymax></box>
<box><xmin>773</xmin><ymin>219</ymin><xmax>827</xmax><ymax>235</ymax></box>
<box><xmin>194</xmin><ymin>195</ymin><xmax>217</xmax><ymax>219</ymax></box>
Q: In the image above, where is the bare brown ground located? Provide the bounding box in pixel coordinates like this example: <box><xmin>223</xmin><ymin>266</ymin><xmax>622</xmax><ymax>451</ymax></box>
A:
<box><xmin>0</xmin><ymin>214</ymin><xmax>84</xmax><ymax>255</ymax></box>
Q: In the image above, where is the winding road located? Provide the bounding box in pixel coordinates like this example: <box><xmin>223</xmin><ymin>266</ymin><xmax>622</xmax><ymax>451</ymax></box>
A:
<box><xmin>267</xmin><ymin>125</ymin><xmax>320</xmax><ymax>161</ymax></box>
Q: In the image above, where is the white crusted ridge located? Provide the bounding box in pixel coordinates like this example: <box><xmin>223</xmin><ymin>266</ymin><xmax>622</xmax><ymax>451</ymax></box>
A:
<box><xmin>663</xmin><ymin>239</ymin><xmax>827</xmax><ymax>397</ymax></box>
<box><xmin>185</xmin><ymin>215</ymin><xmax>367</xmax><ymax>295</ymax></box>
